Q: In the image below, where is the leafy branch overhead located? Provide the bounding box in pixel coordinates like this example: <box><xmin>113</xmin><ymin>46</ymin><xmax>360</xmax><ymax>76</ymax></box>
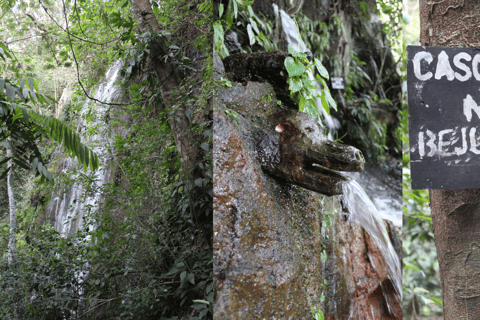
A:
<box><xmin>284</xmin><ymin>44</ymin><xmax>336</xmax><ymax>125</ymax></box>
<box><xmin>0</xmin><ymin>45</ymin><xmax>99</xmax><ymax>182</ymax></box>
<box><xmin>214</xmin><ymin>0</ymin><xmax>274</xmax><ymax>59</ymax></box>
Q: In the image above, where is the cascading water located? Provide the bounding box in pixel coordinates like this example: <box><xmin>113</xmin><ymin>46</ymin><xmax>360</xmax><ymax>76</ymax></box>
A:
<box><xmin>45</xmin><ymin>59</ymin><xmax>124</xmax><ymax>236</ymax></box>
<box><xmin>39</xmin><ymin>60</ymin><xmax>126</xmax><ymax>313</ymax></box>
<box><xmin>274</xmin><ymin>2</ymin><xmax>402</xmax><ymax>310</ymax></box>
<box><xmin>342</xmin><ymin>180</ymin><xmax>402</xmax><ymax>301</ymax></box>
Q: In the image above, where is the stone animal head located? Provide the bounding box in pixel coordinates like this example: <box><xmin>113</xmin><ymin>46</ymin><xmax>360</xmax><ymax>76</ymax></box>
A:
<box><xmin>220</xmin><ymin>52</ymin><xmax>365</xmax><ymax>196</ymax></box>
<box><xmin>256</xmin><ymin>109</ymin><xmax>364</xmax><ymax>196</ymax></box>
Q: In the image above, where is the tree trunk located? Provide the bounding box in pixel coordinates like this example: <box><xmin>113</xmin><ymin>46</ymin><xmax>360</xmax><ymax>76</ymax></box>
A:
<box><xmin>128</xmin><ymin>0</ymin><xmax>211</xmax><ymax>243</ymax></box>
<box><xmin>128</xmin><ymin>0</ymin><xmax>200</xmax><ymax>176</ymax></box>
<box><xmin>7</xmin><ymin>146</ymin><xmax>16</xmax><ymax>267</ymax></box>
<box><xmin>3</xmin><ymin>40</ymin><xmax>16</xmax><ymax>266</ymax></box>
<box><xmin>419</xmin><ymin>0</ymin><xmax>480</xmax><ymax>317</ymax></box>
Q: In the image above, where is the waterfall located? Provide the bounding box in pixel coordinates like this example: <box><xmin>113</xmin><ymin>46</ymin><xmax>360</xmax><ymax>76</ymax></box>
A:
<box><xmin>45</xmin><ymin>59</ymin><xmax>124</xmax><ymax>236</ymax></box>
<box><xmin>274</xmin><ymin>2</ymin><xmax>402</xmax><ymax>306</ymax></box>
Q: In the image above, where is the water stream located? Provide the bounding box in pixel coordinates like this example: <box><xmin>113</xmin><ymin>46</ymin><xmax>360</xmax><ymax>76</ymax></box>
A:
<box><xmin>275</xmin><ymin>2</ymin><xmax>402</xmax><ymax>309</ymax></box>
<box><xmin>342</xmin><ymin>180</ymin><xmax>402</xmax><ymax>302</ymax></box>
<box><xmin>46</xmin><ymin>59</ymin><xmax>124</xmax><ymax>236</ymax></box>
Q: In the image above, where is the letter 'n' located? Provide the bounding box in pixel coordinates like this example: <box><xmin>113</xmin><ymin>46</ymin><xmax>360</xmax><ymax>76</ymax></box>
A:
<box><xmin>464</xmin><ymin>94</ymin><xmax>480</xmax><ymax>122</ymax></box>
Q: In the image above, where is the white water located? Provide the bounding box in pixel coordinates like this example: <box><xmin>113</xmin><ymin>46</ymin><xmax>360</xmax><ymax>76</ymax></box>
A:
<box><xmin>45</xmin><ymin>59</ymin><xmax>124</xmax><ymax>235</ymax></box>
<box><xmin>342</xmin><ymin>180</ymin><xmax>402</xmax><ymax>301</ymax></box>
<box><xmin>275</xmin><ymin>3</ymin><xmax>402</xmax><ymax>308</ymax></box>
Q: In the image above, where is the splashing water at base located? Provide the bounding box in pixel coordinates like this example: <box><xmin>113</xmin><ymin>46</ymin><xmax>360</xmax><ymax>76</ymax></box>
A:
<box><xmin>342</xmin><ymin>180</ymin><xmax>402</xmax><ymax>308</ymax></box>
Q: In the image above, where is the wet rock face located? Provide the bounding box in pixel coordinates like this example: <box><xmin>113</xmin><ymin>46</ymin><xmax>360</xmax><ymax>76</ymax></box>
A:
<box><xmin>223</xmin><ymin>51</ymin><xmax>297</xmax><ymax>110</ymax></box>
<box><xmin>44</xmin><ymin>60</ymin><xmax>126</xmax><ymax>235</ymax></box>
<box><xmin>222</xmin><ymin>52</ymin><xmax>365</xmax><ymax>196</ymax></box>
<box><xmin>214</xmin><ymin>78</ymin><xmax>400</xmax><ymax>319</ymax></box>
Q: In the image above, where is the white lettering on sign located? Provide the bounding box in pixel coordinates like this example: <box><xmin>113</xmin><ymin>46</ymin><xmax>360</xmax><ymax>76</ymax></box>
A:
<box><xmin>413</xmin><ymin>50</ymin><xmax>480</xmax><ymax>82</ymax></box>
<box><xmin>455</xmin><ymin>127</ymin><xmax>468</xmax><ymax>155</ymax></box>
<box><xmin>473</xmin><ymin>54</ymin><xmax>480</xmax><ymax>80</ymax></box>
<box><xmin>416</xmin><ymin>126</ymin><xmax>480</xmax><ymax>158</ymax></box>
<box><xmin>435</xmin><ymin>51</ymin><xmax>455</xmax><ymax>80</ymax></box>
<box><xmin>454</xmin><ymin>52</ymin><xmax>472</xmax><ymax>82</ymax></box>
<box><xmin>470</xmin><ymin>127</ymin><xmax>480</xmax><ymax>154</ymax></box>
<box><xmin>414</xmin><ymin>92</ymin><xmax>480</xmax><ymax>160</ymax></box>
<box><xmin>463</xmin><ymin>94</ymin><xmax>480</xmax><ymax>122</ymax></box>
<box><xmin>413</xmin><ymin>51</ymin><xmax>433</xmax><ymax>80</ymax></box>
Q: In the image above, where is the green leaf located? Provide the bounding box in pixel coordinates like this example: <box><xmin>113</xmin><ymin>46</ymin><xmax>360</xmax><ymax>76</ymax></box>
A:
<box><xmin>0</xmin><ymin>157</ymin><xmax>11</xmax><ymax>167</ymax></box>
<box><xmin>237</xmin><ymin>0</ymin><xmax>254</xmax><ymax>7</ymax></box>
<box><xmin>287</xmin><ymin>44</ymin><xmax>305</xmax><ymax>58</ymax></box>
<box><xmin>298</xmin><ymin>96</ymin><xmax>308</xmax><ymax>111</ymax></box>
<box><xmin>188</xmin><ymin>273</ymin><xmax>195</xmax><ymax>284</ymax></box>
<box><xmin>5</xmin><ymin>83</ymin><xmax>15</xmax><ymax>100</ymax></box>
<box><xmin>323</xmin><ymin>88</ymin><xmax>337</xmax><ymax>111</ymax></box>
<box><xmin>247</xmin><ymin>24</ymin><xmax>255</xmax><ymax>45</ymax></box>
<box><xmin>249</xmin><ymin>18</ymin><xmax>260</xmax><ymax>34</ymax></box>
<box><xmin>21</xmin><ymin>106</ymin><xmax>30</xmax><ymax>125</ymax></box>
<box><xmin>226</xmin><ymin>0</ymin><xmax>234</xmax><ymax>29</ymax></box>
<box><xmin>0</xmin><ymin>168</ymin><xmax>8</xmax><ymax>180</ymax></box>
<box><xmin>213</xmin><ymin>21</ymin><xmax>229</xmax><ymax>59</ymax></box>
<box><xmin>320</xmin><ymin>93</ymin><xmax>329</xmax><ymax>116</ymax></box>
<box><xmin>288</xmin><ymin>77</ymin><xmax>303</xmax><ymax>93</ymax></box>
<box><xmin>13</xmin><ymin>158</ymin><xmax>30</xmax><ymax>170</ymax></box>
<box><xmin>284</xmin><ymin>57</ymin><xmax>306</xmax><ymax>77</ymax></box>
<box><xmin>219</xmin><ymin>3</ymin><xmax>224</xmax><ymax>18</ymax></box>
<box><xmin>83</xmin><ymin>146</ymin><xmax>89</xmax><ymax>171</ymax></box>
<box><xmin>31</xmin><ymin>157</ymin><xmax>39</xmax><ymax>171</ymax></box>
<box><xmin>314</xmin><ymin>58</ymin><xmax>329</xmax><ymax>80</ymax></box>
<box><xmin>0</xmin><ymin>42</ymin><xmax>11</xmax><ymax>59</ymax></box>
<box><xmin>200</xmin><ymin>142</ymin><xmax>209</xmax><ymax>151</ymax></box>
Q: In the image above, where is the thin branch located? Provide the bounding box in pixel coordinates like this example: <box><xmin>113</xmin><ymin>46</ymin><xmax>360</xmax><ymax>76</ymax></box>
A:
<box><xmin>6</xmin><ymin>33</ymin><xmax>49</xmax><ymax>45</ymax></box>
<box><xmin>60</xmin><ymin>0</ymin><xmax>130</xmax><ymax>107</ymax></box>
<box><xmin>23</xmin><ymin>11</ymin><xmax>61</xmax><ymax>65</ymax></box>
<box><xmin>39</xmin><ymin>0</ymin><xmax>121</xmax><ymax>46</ymax></box>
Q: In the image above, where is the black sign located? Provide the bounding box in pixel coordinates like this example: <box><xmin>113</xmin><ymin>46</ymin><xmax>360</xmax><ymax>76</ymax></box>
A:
<box><xmin>408</xmin><ymin>45</ymin><xmax>480</xmax><ymax>189</ymax></box>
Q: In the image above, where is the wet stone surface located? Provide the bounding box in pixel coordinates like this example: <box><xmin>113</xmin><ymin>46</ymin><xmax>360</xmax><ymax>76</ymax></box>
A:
<box><xmin>214</xmin><ymin>78</ymin><xmax>401</xmax><ymax>319</ymax></box>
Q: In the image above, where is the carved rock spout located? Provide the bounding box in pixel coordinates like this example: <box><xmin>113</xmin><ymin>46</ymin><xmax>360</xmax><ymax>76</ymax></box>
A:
<box><xmin>222</xmin><ymin>52</ymin><xmax>365</xmax><ymax>196</ymax></box>
<box><xmin>258</xmin><ymin>109</ymin><xmax>364</xmax><ymax>196</ymax></box>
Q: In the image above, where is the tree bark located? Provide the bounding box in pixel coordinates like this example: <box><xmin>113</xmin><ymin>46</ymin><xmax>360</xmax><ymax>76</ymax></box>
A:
<box><xmin>128</xmin><ymin>0</ymin><xmax>200</xmax><ymax>176</ymax></box>
<box><xmin>128</xmin><ymin>0</ymin><xmax>211</xmax><ymax>243</ymax></box>
<box><xmin>7</xmin><ymin>146</ymin><xmax>16</xmax><ymax>267</ymax></box>
<box><xmin>420</xmin><ymin>0</ymin><xmax>480</xmax><ymax>317</ymax></box>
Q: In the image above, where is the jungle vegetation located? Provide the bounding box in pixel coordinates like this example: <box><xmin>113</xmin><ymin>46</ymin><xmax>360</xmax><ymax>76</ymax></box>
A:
<box><xmin>0</xmin><ymin>0</ymin><xmax>213</xmax><ymax>319</ymax></box>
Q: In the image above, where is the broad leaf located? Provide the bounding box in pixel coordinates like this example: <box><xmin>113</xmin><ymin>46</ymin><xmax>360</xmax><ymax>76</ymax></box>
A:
<box><xmin>247</xmin><ymin>24</ymin><xmax>255</xmax><ymax>45</ymax></box>
<box><xmin>284</xmin><ymin>57</ymin><xmax>305</xmax><ymax>77</ymax></box>
<box><xmin>287</xmin><ymin>44</ymin><xmax>306</xmax><ymax>58</ymax></box>
<box><xmin>288</xmin><ymin>77</ymin><xmax>303</xmax><ymax>93</ymax></box>
<box><xmin>314</xmin><ymin>58</ymin><xmax>329</xmax><ymax>80</ymax></box>
<box><xmin>323</xmin><ymin>88</ymin><xmax>337</xmax><ymax>111</ymax></box>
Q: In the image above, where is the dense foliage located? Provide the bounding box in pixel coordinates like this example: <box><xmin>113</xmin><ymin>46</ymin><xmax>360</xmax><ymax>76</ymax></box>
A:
<box><xmin>0</xmin><ymin>0</ymin><xmax>212</xmax><ymax>319</ymax></box>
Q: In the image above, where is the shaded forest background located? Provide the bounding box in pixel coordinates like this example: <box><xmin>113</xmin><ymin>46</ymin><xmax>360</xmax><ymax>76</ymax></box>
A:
<box><xmin>0</xmin><ymin>0</ymin><xmax>213</xmax><ymax>319</ymax></box>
